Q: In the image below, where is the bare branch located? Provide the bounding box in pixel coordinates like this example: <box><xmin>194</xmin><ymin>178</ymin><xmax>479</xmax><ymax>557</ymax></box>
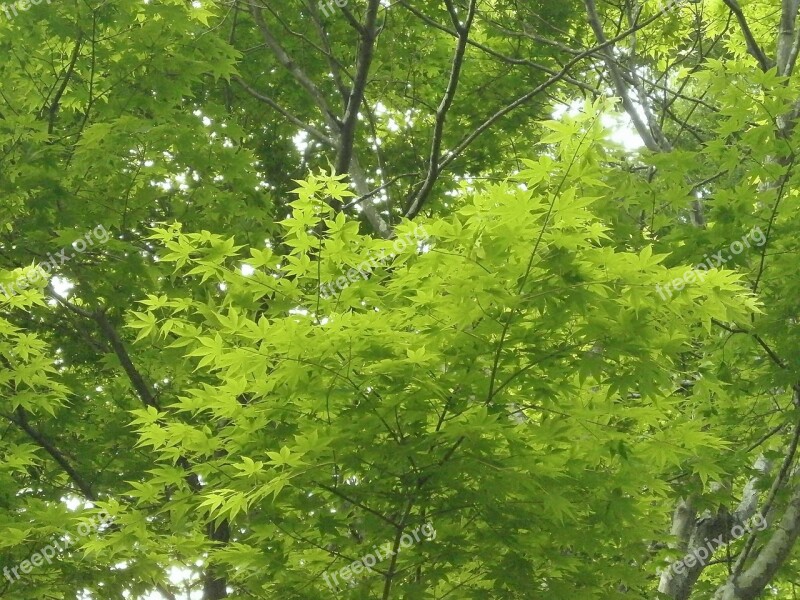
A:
<box><xmin>584</xmin><ymin>0</ymin><xmax>668</xmax><ymax>152</ymax></box>
<box><xmin>305</xmin><ymin>0</ymin><xmax>351</xmax><ymax>101</ymax></box>
<box><xmin>342</xmin><ymin>172</ymin><xmax>418</xmax><ymax>210</ymax></box>
<box><xmin>8</xmin><ymin>407</ymin><xmax>97</xmax><ymax>501</ymax></box>
<box><xmin>722</xmin><ymin>0</ymin><xmax>773</xmax><ymax>72</ymax></box>
<box><xmin>399</xmin><ymin>1</ymin><xmax>599</xmax><ymax>95</ymax></box>
<box><xmin>403</xmin><ymin>0</ymin><xmax>477</xmax><ymax>218</ymax></box>
<box><xmin>349</xmin><ymin>155</ymin><xmax>391</xmax><ymax>237</ymax></box>
<box><xmin>720</xmin><ymin>481</ymin><xmax>800</xmax><ymax>598</ymax></box>
<box><xmin>732</xmin><ymin>422</ymin><xmax>800</xmax><ymax>576</ymax></box>
<box><xmin>232</xmin><ymin>75</ymin><xmax>337</xmax><ymax>147</ymax></box>
<box><xmin>45</xmin><ymin>36</ymin><xmax>83</xmax><ymax>136</ymax></box>
<box><xmin>249</xmin><ymin>2</ymin><xmax>340</xmax><ymax>130</ymax></box>
<box><xmin>777</xmin><ymin>0</ymin><xmax>800</xmax><ymax>75</ymax></box>
<box><xmin>335</xmin><ymin>0</ymin><xmax>381</xmax><ymax>175</ymax></box>
<box><xmin>436</xmin><ymin>7</ymin><xmax>674</xmax><ymax>177</ymax></box>
<box><xmin>659</xmin><ymin>457</ymin><xmax>771</xmax><ymax>599</ymax></box>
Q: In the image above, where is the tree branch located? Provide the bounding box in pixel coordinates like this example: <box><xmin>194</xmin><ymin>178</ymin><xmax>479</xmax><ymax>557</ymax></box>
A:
<box><xmin>46</xmin><ymin>36</ymin><xmax>83</xmax><ymax>136</ymax></box>
<box><xmin>717</xmin><ymin>483</ymin><xmax>800</xmax><ymax>599</ymax></box>
<box><xmin>232</xmin><ymin>75</ymin><xmax>337</xmax><ymax>147</ymax></box>
<box><xmin>722</xmin><ymin>0</ymin><xmax>773</xmax><ymax>72</ymax></box>
<box><xmin>399</xmin><ymin>2</ymin><xmax>599</xmax><ymax>95</ymax></box>
<box><xmin>777</xmin><ymin>0</ymin><xmax>800</xmax><ymax>75</ymax></box>
<box><xmin>403</xmin><ymin>0</ymin><xmax>476</xmax><ymax>219</ymax></box>
<box><xmin>305</xmin><ymin>0</ymin><xmax>351</xmax><ymax>102</ymax></box>
<box><xmin>659</xmin><ymin>457</ymin><xmax>771</xmax><ymax>599</ymax></box>
<box><xmin>249</xmin><ymin>2</ymin><xmax>340</xmax><ymax>130</ymax></box>
<box><xmin>732</xmin><ymin>420</ymin><xmax>800</xmax><ymax>577</ymax></box>
<box><xmin>584</xmin><ymin>0</ymin><xmax>668</xmax><ymax>152</ymax></box>
<box><xmin>335</xmin><ymin>0</ymin><xmax>381</xmax><ymax>175</ymax></box>
<box><xmin>8</xmin><ymin>407</ymin><xmax>97</xmax><ymax>501</ymax></box>
<box><xmin>92</xmin><ymin>309</ymin><xmax>159</xmax><ymax>409</ymax></box>
<box><xmin>436</xmin><ymin>7</ymin><xmax>674</xmax><ymax>176</ymax></box>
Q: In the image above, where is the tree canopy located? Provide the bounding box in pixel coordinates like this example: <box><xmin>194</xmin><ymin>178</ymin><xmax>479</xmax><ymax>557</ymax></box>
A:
<box><xmin>2</xmin><ymin>1</ymin><xmax>800</xmax><ymax>599</ymax></box>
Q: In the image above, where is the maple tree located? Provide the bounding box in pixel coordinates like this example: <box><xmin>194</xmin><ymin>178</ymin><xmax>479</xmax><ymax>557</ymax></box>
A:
<box><xmin>2</xmin><ymin>1</ymin><xmax>800</xmax><ymax>599</ymax></box>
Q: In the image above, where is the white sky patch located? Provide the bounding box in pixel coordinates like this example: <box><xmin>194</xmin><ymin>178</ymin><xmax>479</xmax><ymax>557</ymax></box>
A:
<box><xmin>293</xmin><ymin>131</ymin><xmax>310</xmax><ymax>154</ymax></box>
<box><xmin>63</xmin><ymin>496</ymin><xmax>83</xmax><ymax>511</ymax></box>
<box><xmin>154</xmin><ymin>171</ymin><xmax>190</xmax><ymax>192</ymax></box>
<box><xmin>552</xmin><ymin>99</ymin><xmax>584</xmax><ymax>119</ymax></box>
<box><xmin>132</xmin><ymin>566</ymin><xmax>205</xmax><ymax>599</ymax></box>
<box><xmin>553</xmin><ymin>99</ymin><xmax>645</xmax><ymax>151</ymax></box>
<box><xmin>602</xmin><ymin>113</ymin><xmax>646</xmax><ymax>151</ymax></box>
<box><xmin>168</xmin><ymin>566</ymin><xmax>196</xmax><ymax>586</ymax></box>
<box><xmin>240</xmin><ymin>263</ymin><xmax>255</xmax><ymax>276</ymax></box>
<box><xmin>51</xmin><ymin>276</ymin><xmax>74</xmax><ymax>298</ymax></box>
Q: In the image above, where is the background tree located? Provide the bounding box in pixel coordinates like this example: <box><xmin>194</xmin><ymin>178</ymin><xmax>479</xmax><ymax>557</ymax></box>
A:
<box><xmin>1</xmin><ymin>1</ymin><xmax>800</xmax><ymax>599</ymax></box>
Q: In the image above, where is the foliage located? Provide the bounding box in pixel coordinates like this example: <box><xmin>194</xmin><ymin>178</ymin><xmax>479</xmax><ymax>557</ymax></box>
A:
<box><xmin>2</xmin><ymin>1</ymin><xmax>800</xmax><ymax>599</ymax></box>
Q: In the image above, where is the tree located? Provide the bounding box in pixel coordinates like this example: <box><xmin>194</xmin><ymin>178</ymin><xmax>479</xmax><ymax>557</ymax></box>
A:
<box><xmin>1</xmin><ymin>0</ymin><xmax>800</xmax><ymax>598</ymax></box>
